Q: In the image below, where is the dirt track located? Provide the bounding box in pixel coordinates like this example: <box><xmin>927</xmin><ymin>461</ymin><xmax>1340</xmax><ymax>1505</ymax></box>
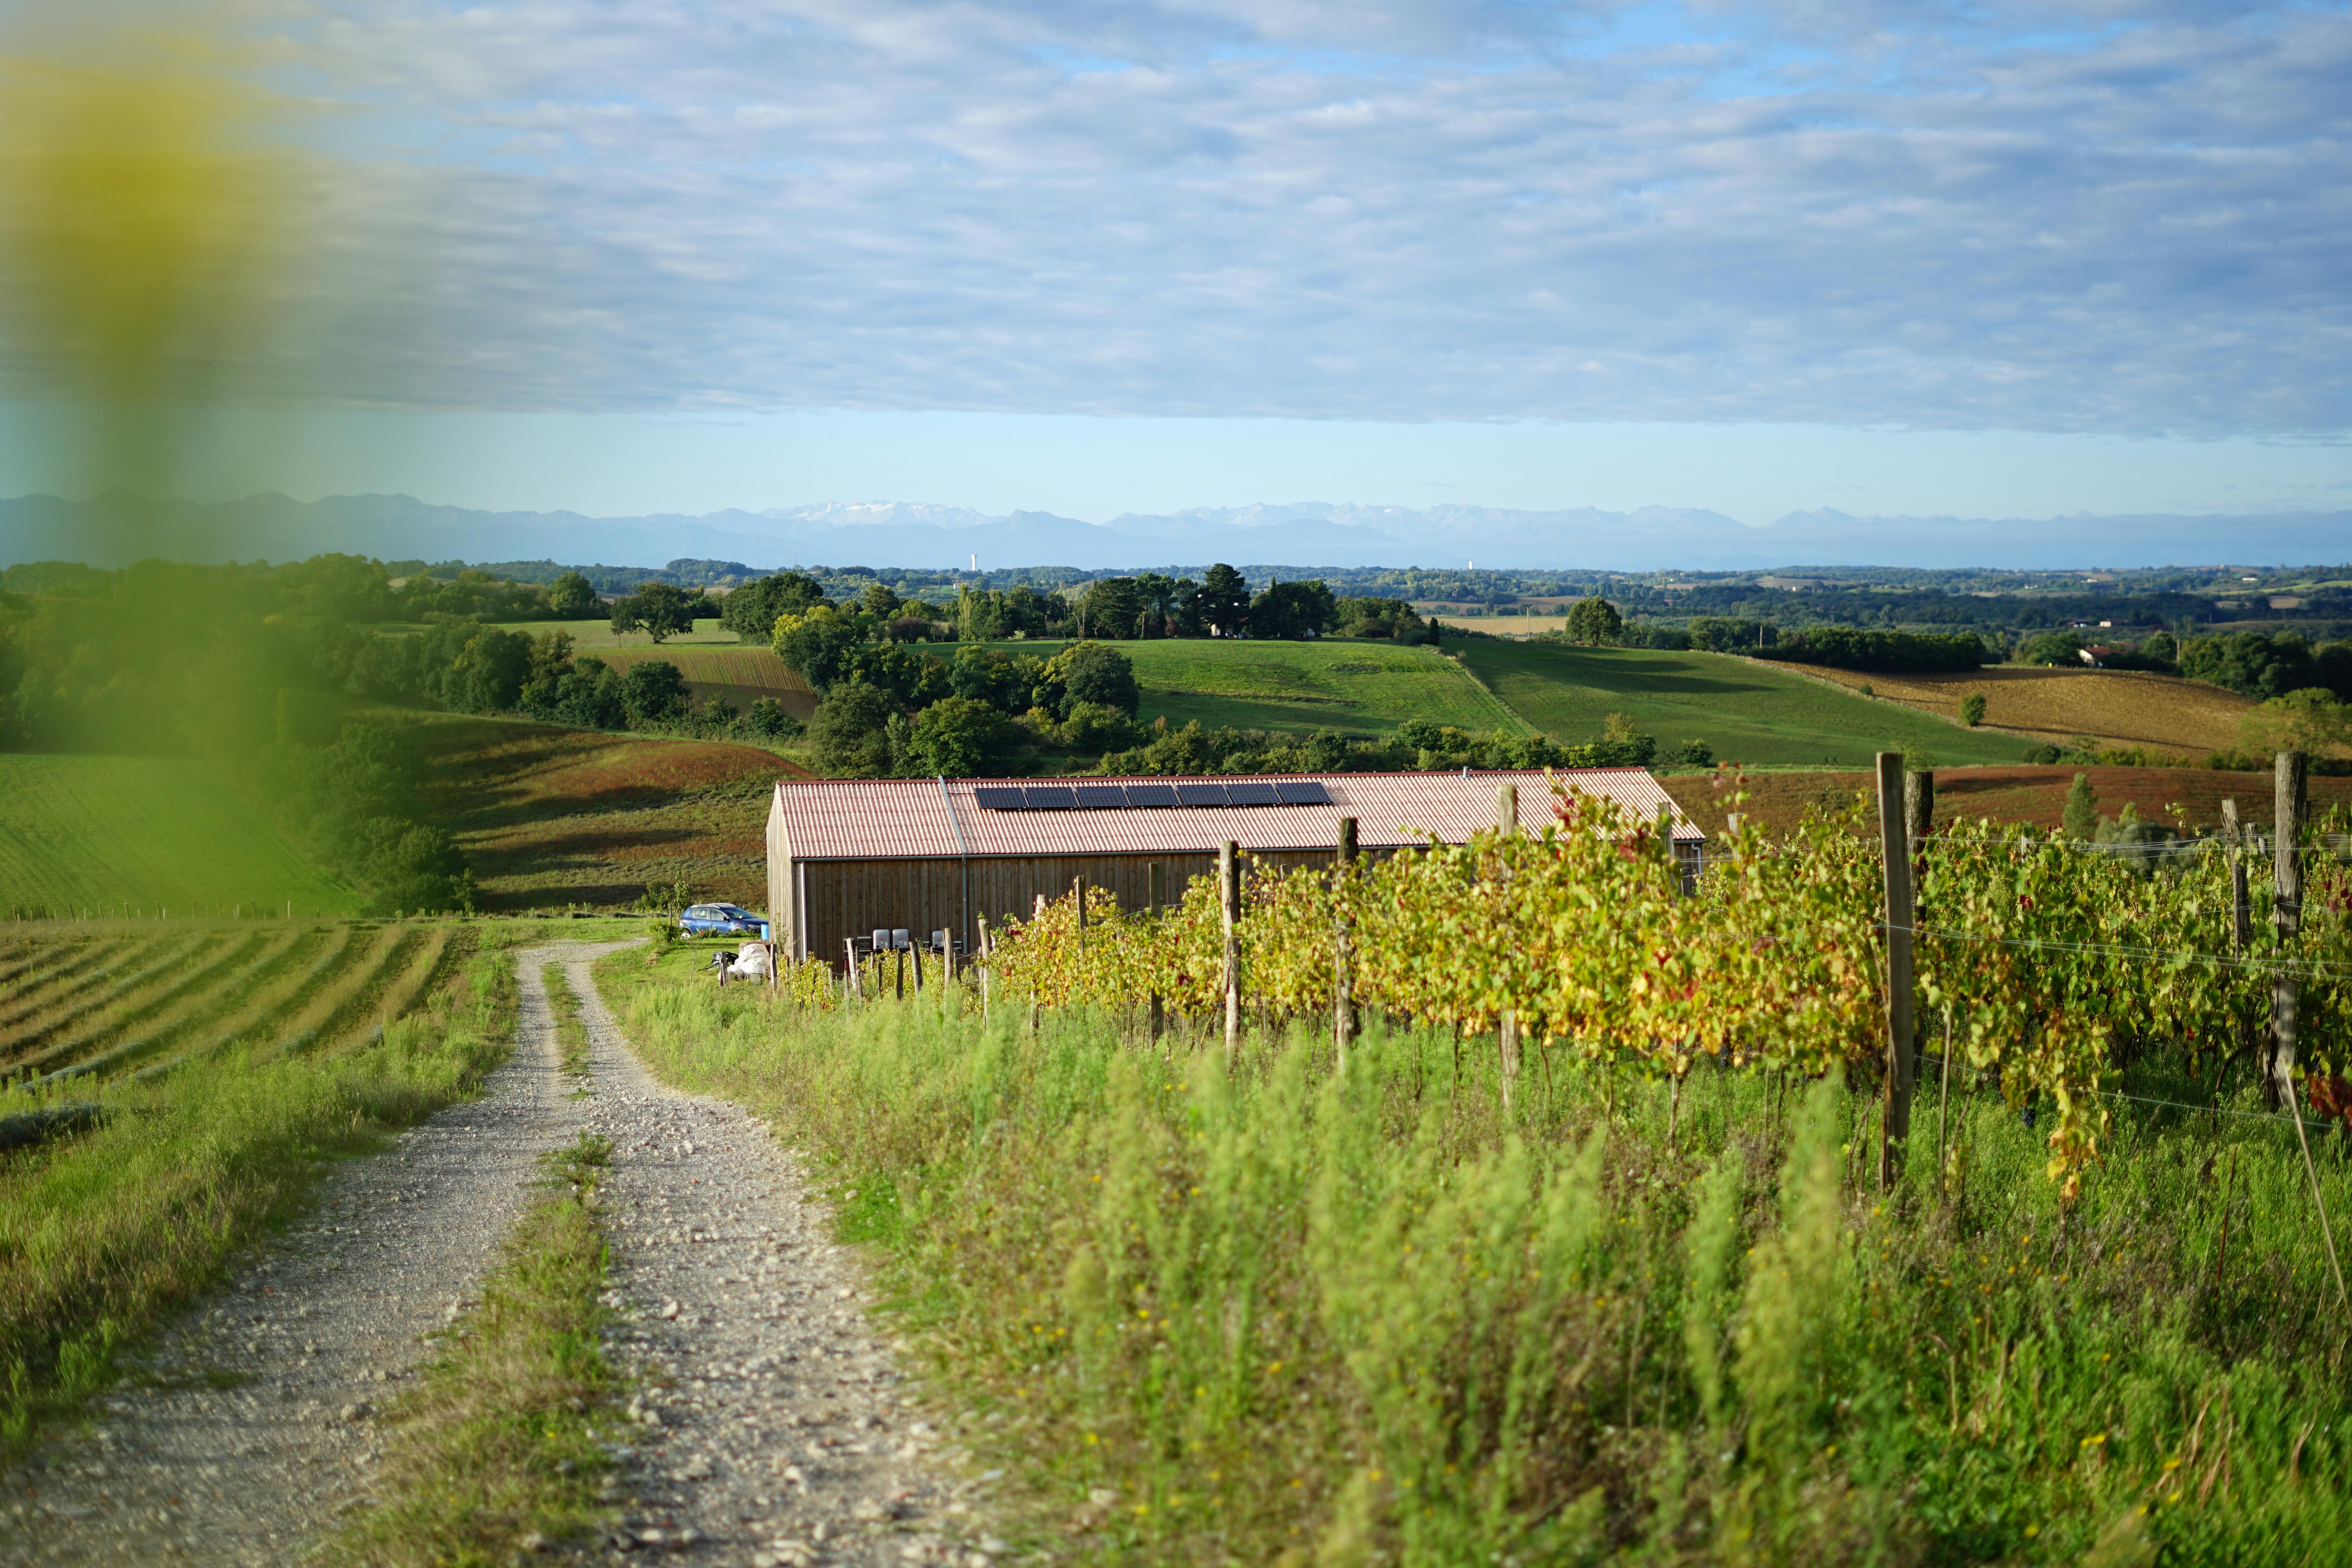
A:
<box><xmin>1</xmin><ymin>943</ymin><xmax>990</xmax><ymax>1567</ymax></box>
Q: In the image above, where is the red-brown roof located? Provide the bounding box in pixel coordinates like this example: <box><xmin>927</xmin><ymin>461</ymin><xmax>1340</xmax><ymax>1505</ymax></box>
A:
<box><xmin>770</xmin><ymin>769</ymin><xmax>1702</xmax><ymax>861</ymax></box>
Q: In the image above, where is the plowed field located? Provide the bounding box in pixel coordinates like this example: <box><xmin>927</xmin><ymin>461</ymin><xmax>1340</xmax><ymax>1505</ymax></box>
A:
<box><xmin>415</xmin><ymin>717</ymin><xmax>789</xmax><ymax>911</ymax></box>
<box><xmin>1795</xmin><ymin>664</ymin><xmax>2255</xmax><ymax>757</ymax></box>
<box><xmin>1662</xmin><ymin>763</ymin><xmax>2352</xmax><ymax>838</ymax></box>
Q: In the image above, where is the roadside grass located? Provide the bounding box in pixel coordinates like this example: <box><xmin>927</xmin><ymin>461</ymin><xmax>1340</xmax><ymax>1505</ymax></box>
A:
<box><xmin>335</xmin><ymin>1129</ymin><xmax>620</xmax><ymax>1567</ymax></box>
<box><xmin>598</xmin><ymin>945</ymin><xmax>2352</xmax><ymax>1566</ymax></box>
<box><xmin>412</xmin><ymin>716</ymin><xmax>782</xmax><ymax>912</ymax></box>
<box><xmin>0</xmin><ymin>754</ymin><xmax>363</xmax><ymax>918</ymax></box>
<box><xmin>1662</xmin><ymin>764</ymin><xmax>2352</xmax><ymax>840</ymax></box>
<box><xmin>544</xmin><ymin>961</ymin><xmax>592</xmax><ymax>1079</ymax></box>
<box><xmin>1794</xmin><ymin>664</ymin><xmax>2257</xmax><ymax>757</ymax></box>
<box><xmin>0</xmin><ymin>928</ymin><xmax>534</xmax><ymax>1456</ymax></box>
<box><xmin>1454</xmin><ymin>640</ymin><xmax>2034</xmax><ymax>767</ymax></box>
<box><xmin>974</xmin><ymin>637</ymin><xmax>1527</xmax><ymax>737</ymax></box>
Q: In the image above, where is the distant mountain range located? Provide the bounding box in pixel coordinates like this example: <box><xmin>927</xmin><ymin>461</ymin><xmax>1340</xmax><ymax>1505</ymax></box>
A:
<box><xmin>3</xmin><ymin>491</ymin><xmax>2347</xmax><ymax>572</ymax></box>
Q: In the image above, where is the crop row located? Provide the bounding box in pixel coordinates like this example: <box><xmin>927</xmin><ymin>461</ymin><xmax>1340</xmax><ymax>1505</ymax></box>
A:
<box><xmin>0</xmin><ymin>922</ymin><xmax>479</xmax><ymax>1085</ymax></box>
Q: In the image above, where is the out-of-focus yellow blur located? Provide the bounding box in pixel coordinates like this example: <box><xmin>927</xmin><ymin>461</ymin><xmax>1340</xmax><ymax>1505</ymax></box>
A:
<box><xmin>1</xmin><ymin>22</ymin><xmax>305</xmax><ymax>549</ymax></box>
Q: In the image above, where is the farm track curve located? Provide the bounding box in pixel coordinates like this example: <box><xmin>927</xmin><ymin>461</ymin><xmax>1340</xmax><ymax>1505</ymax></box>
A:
<box><xmin>1</xmin><ymin>943</ymin><xmax>988</xmax><ymax>1567</ymax></box>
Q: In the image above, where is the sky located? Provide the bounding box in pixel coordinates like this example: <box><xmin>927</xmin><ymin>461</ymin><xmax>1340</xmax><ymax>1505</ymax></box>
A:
<box><xmin>2</xmin><ymin>1</ymin><xmax>2349</xmax><ymax>530</ymax></box>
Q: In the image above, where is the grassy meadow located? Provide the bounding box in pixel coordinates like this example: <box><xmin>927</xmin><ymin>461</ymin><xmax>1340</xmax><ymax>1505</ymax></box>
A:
<box><xmin>978</xmin><ymin>638</ymin><xmax>1530</xmax><ymax>738</ymax></box>
<box><xmin>0</xmin><ymin>925</ymin><xmax>540</xmax><ymax>1452</ymax></box>
<box><xmin>0</xmin><ymin>754</ymin><xmax>364</xmax><ymax>919</ymax></box>
<box><xmin>601</xmin><ymin>948</ymin><xmax>2352</xmax><ymax>1566</ymax></box>
<box><xmin>1454</xmin><ymin>640</ymin><xmax>2036</xmax><ymax>767</ymax></box>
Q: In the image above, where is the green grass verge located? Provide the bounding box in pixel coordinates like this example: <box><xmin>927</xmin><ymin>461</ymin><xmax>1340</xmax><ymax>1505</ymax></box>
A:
<box><xmin>976</xmin><ymin>638</ymin><xmax>1527</xmax><ymax>738</ymax></box>
<box><xmin>597</xmin><ymin>944</ymin><xmax>2352</xmax><ymax>1566</ymax></box>
<box><xmin>0</xmin><ymin>754</ymin><xmax>364</xmax><ymax>918</ymax></box>
<box><xmin>544</xmin><ymin>960</ymin><xmax>592</xmax><ymax>1080</ymax></box>
<box><xmin>334</xmin><ymin>1130</ymin><xmax>621</xmax><ymax>1566</ymax></box>
<box><xmin>1456</xmin><ymin>640</ymin><xmax>2037</xmax><ymax>767</ymax></box>
<box><xmin>0</xmin><ymin>929</ymin><xmax>531</xmax><ymax>1455</ymax></box>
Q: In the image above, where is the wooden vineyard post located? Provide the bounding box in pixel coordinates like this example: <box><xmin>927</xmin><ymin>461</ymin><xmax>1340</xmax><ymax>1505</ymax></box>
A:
<box><xmin>1496</xmin><ymin>784</ymin><xmax>1520</xmax><ymax>1110</ymax></box>
<box><xmin>2271</xmin><ymin>749</ymin><xmax>2348</xmax><ymax>1308</ymax></box>
<box><xmin>977</xmin><ymin>915</ymin><xmax>993</xmax><ymax>1022</ymax></box>
<box><xmin>1876</xmin><ymin>752</ymin><xmax>1917</xmax><ymax>1189</ymax></box>
<box><xmin>844</xmin><ymin>939</ymin><xmax>863</xmax><ymax>1005</ymax></box>
<box><xmin>2272</xmin><ymin>752</ymin><xmax>2307</xmax><ymax>1103</ymax></box>
<box><xmin>911</xmin><ymin>934</ymin><xmax>925</xmax><ymax>993</ymax></box>
<box><xmin>1904</xmin><ymin>768</ymin><xmax>1934</xmax><ymax>883</ymax></box>
<box><xmin>1334</xmin><ymin>816</ymin><xmax>1358</xmax><ymax>1070</ymax></box>
<box><xmin>1221</xmin><ymin>841</ymin><xmax>1242</xmax><ymax>1063</ymax></box>
<box><xmin>1146</xmin><ymin>863</ymin><xmax>1165</xmax><ymax>1044</ymax></box>
<box><xmin>2222</xmin><ymin>798</ymin><xmax>2250</xmax><ymax>954</ymax></box>
<box><xmin>1074</xmin><ymin>875</ymin><xmax>1087</xmax><ymax>952</ymax></box>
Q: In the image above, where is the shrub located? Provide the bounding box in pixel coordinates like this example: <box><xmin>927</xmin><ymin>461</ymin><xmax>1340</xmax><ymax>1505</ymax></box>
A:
<box><xmin>1960</xmin><ymin>690</ymin><xmax>1987</xmax><ymax>727</ymax></box>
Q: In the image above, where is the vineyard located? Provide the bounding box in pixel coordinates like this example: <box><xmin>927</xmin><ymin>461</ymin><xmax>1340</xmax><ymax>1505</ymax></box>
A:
<box><xmin>973</xmin><ymin>767</ymin><xmax>2352</xmax><ymax>1196</ymax></box>
<box><xmin>609</xmin><ymin>772</ymin><xmax>2352</xmax><ymax>1568</ymax></box>
<box><xmin>0</xmin><ymin>919</ymin><xmax>472</xmax><ymax>1087</ymax></box>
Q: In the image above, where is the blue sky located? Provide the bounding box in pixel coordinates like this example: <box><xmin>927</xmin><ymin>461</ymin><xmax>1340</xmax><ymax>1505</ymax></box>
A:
<box><xmin>3</xmin><ymin>0</ymin><xmax>2349</xmax><ymax>529</ymax></box>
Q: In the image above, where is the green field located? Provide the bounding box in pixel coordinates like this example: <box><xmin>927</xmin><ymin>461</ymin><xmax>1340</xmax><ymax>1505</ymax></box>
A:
<box><xmin>983</xmin><ymin>638</ymin><xmax>1529</xmax><ymax>736</ymax></box>
<box><xmin>1455</xmin><ymin>640</ymin><xmax>2038</xmax><ymax>766</ymax></box>
<box><xmin>0</xmin><ymin>755</ymin><xmax>364</xmax><ymax>917</ymax></box>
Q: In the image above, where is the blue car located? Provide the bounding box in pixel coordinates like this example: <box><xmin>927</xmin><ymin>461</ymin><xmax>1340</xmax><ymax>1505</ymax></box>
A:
<box><xmin>678</xmin><ymin>902</ymin><xmax>764</xmax><ymax>937</ymax></box>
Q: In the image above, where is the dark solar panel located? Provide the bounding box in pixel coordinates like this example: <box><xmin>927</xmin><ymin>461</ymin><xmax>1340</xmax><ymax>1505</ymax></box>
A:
<box><xmin>1072</xmin><ymin>784</ymin><xmax>1128</xmax><ymax>810</ymax></box>
<box><xmin>1276</xmin><ymin>780</ymin><xmax>1332</xmax><ymax>805</ymax></box>
<box><xmin>1024</xmin><ymin>785</ymin><xmax>1079</xmax><ymax>810</ymax></box>
<box><xmin>972</xmin><ymin>786</ymin><xmax>1026</xmax><ymax>810</ymax></box>
<box><xmin>1175</xmin><ymin>782</ymin><xmax>1230</xmax><ymax>808</ymax></box>
<box><xmin>1125</xmin><ymin>782</ymin><xmax>1179</xmax><ymax>808</ymax></box>
<box><xmin>1225</xmin><ymin>781</ymin><xmax>1281</xmax><ymax>806</ymax></box>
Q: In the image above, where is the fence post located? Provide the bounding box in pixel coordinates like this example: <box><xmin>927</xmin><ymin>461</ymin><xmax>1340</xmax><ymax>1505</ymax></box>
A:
<box><xmin>2271</xmin><ymin>749</ymin><xmax>2348</xmax><ymax>1307</ymax></box>
<box><xmin>2221</xmin><ymin>797</ymin><xmax>2250</xmax><ymax>955</ymax></box>
<box><xmin>1496</xmin><ymin>785</ymin><xmax>1520</xmax><ymax>1108</ymax></box>
<box><xmin>1221</xmin><ymin>840</ymin><xmax>1242</xmax><ymax>1062</ymax></box>
<box><xmin>1904</xmin><ymin>768</ymin><xmax>1934</xmax><ymax>882</ymax></box>
<box><xmin>1876</xmin><ymin>752</ymin><xmax>1917</xmax><ymax>1189</ymax></box>
<box><xmin>1146</xmin><ymin>863</ymin><xmax>1165</xmax><ymax>1043</ymax></box>
<box><xmin>2271</xmin><ymin>753</ymin><xmax>2307</xmax><ymax>1104</ymax></box>
<box><xmin>844</xmin><ymin>939</ymin><xmax>863</xmax><ymax>1005</ymax></box>
<box><xmin>1074</xmin><ymin>874</ymin><xmax>1087</xmax><ymax>952</ymax></box>
<box><xmin>1335</xmin><ymin>816</ymin><xmax>1358</xmax><ymax>1069</ymax></box>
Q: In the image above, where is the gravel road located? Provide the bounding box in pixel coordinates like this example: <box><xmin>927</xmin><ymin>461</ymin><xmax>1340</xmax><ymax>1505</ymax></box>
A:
<box><xmin>2</xmin><ymin>942</ymin><xmax>991</xmax><ymax>1568</ymax></box>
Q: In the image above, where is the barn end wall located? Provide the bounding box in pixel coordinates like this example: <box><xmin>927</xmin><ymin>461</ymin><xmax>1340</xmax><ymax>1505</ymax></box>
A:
<box><xmin>797</xmin><ymin>848</ymin><xmax>1355</xmax><ymax>970</ymax></box>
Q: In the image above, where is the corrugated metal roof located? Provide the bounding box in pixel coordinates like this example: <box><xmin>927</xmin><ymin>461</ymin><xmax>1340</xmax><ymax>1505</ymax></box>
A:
<box><xmin>771</xmin><ymin>769</ymin><xmax>1702</xmax><ymax>862</ymax></box>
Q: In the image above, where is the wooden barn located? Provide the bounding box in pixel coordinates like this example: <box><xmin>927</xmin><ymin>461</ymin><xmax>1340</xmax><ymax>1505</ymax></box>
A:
<box><xmin>764</xmin><ymin>769</ymin><xmax>1703</xmax><ymax>967</ymax></box>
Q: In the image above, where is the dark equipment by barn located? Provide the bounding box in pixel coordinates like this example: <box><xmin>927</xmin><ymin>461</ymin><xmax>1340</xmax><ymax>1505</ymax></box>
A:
<box><xmin>765</xmin><ymin>769</ymin><xmax>1704</xmax><ymax>968</ymax></box>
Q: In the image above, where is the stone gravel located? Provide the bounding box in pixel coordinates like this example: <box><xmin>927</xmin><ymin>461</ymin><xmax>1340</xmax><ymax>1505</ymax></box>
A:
<box><xmin>1</xmin><ymin>942</ymin><xmax>996</xmax><ymax>1568</ymax></box>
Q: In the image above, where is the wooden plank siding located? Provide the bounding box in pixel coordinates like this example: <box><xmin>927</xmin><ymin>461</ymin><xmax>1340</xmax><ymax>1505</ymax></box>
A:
<box><xmin>786</xmin><ymin>847</ymin><xmax>1360</xmax><ymax>967</ymax></box>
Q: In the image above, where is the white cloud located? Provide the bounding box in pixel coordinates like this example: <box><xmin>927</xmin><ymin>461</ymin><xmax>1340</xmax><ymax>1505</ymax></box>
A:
<box><xmin>7</xmin><ymin>1</ymin><xmax>2346</xmax><ymax>436</ymax></box>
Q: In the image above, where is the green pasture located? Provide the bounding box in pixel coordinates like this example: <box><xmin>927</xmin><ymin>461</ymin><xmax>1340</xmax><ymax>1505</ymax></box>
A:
<box><xmin>984</xmin><ymin>637</ymin><xmax>1528</xmax><ymax>736</ymax></box>
<box><xmin>1455</xmin><ymin>639</ymin><xmax>2036</xmax><ymax>767</ymax></box>
<box><xmin>0</xmin><ymin>755</ymin><xmax>362</xmax><ymax>917</ymax></box>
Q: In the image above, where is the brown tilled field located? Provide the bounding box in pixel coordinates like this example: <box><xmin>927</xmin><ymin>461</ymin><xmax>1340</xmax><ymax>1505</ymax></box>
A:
<box><xmin>417</xmin><ymin>718</ymin><xmax>803</xmax><ymax>910</ymax></box>
<box><xmin>1794</xmin><ymin>664</ymin><xmax>2254</xmax><ymax>756</ymax></box>
<box><xmin>1664</xmin><ymin>763</ymin><xmax>2352</xmax><ymax>838</ymax></box>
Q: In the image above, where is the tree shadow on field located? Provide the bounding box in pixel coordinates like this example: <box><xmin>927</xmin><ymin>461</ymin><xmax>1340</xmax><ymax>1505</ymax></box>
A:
<box><xmin>1468</xmin><ymin>643</ymin><xmax>1782</xmax><ymax>700</ymax></box>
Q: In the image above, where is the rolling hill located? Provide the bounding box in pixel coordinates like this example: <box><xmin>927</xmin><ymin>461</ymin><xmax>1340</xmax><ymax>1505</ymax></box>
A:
<box><xmin>1453</xmin><ymin>640</ymin><xmax>2036</xmax><ymax>767</ymax></box>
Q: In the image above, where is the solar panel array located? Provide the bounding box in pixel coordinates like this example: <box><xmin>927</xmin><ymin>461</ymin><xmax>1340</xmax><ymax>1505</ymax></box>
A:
<box><xmin>973</xmin><ymin>780</ymin><xmax>1333</xmax><ymax>811</ymax></box>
